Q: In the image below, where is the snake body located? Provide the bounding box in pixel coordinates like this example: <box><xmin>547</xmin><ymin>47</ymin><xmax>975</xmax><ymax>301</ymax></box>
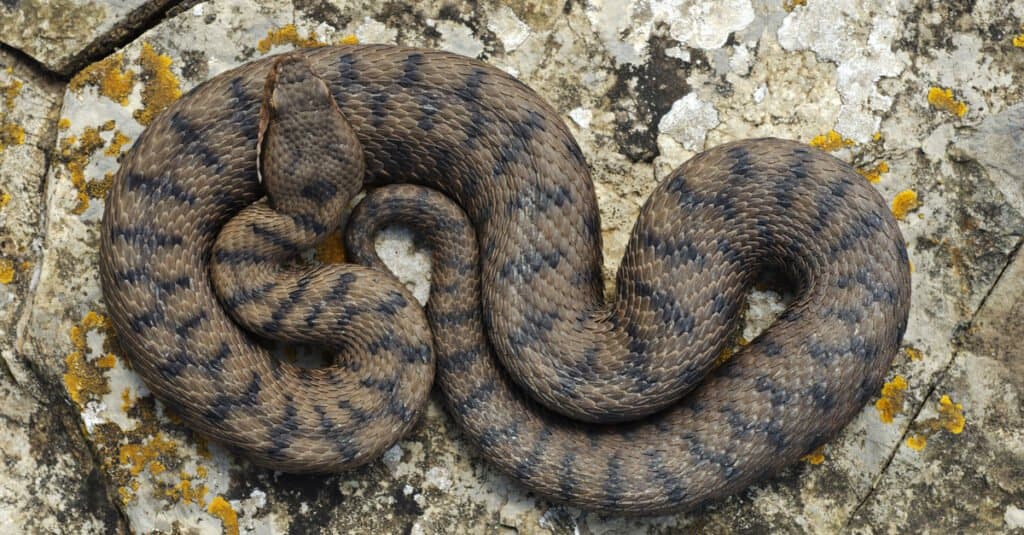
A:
<box><xmin>100</xmin><ymin>46</ymin><xmax>911</xmax><ymax>514</ymax></box>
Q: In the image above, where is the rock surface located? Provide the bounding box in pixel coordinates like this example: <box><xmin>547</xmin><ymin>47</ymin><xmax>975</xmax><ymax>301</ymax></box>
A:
<box><xmin>1</xmin><ymin>0</ymin><xmax>1022</xmax><ymax>533</ymax></box>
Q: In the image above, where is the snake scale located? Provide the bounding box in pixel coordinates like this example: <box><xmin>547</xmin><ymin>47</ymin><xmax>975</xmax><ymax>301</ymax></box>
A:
<box><xmin>99</xmin><ymin>45</ymin><xmax>911</xmax><ymax>515</ymax></box>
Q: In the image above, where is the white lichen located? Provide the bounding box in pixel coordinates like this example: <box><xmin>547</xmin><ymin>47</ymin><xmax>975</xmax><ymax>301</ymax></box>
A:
<box><xmin>658</xmin><ymin>93</ymin><xmax>720</xmax><ymax>151</ymax></box>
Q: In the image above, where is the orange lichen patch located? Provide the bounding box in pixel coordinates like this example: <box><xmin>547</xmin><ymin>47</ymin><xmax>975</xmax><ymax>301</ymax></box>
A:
<box><xmin>905</xmin><ymin>395</ymin><xmax>965</xmax><ymax>452</ymax></box>
<box><xmin>58</xmin><ymin>117</ymin><xmax>71</xmax><ymax>129</ymax></box>
<box><xmin>58</xmin><ymin>122</ymin><xmax>118</xmax><ymax>214</ymax></box>
<box><xmin>118</xmin><ymin>486</ymin><xmax>134</xmax><ymax>505</ymax></box>
<box><xmin>0</xmin><ymin>78</ymin><xmax>26</xmax><ymax>152</ymax></box>
<box><xmin>134</xmin><ymin>43</ymin><xmax>182</xmax><ymax>126</ymax></box>
<box><xmin>69</xmin><ymin>52</ymin><xmax>135</xmax><ymax>106</ymax></box>
<box><xmin>857</xmin><ymin>161</ymin><xmax>889</xmax><ymax>184</ymax></box>
<box><xmin>119</xmin><ymin>432</ymin><xmax>178</xmax><ymax>476</ymax></box>
<box><xmin>70</xmin><ymin>310</ymin><xmax>109</xmax><ymax>348</ymax></box>
<box><xmin>1012</xmin><ymin>25</ymin><xmax>1024</xmax><ymax>48</ymax></box>
<box><xmin>809</xmin><ymin>130</ymin><xmax>854</xmax><ymax>152</ymax></box>
<box><xmin>875</xmin><ymin>374</ymin><xmax>907</xmax><ymax>423</ymax></box>
<box><xmin>801</xmin><ymin>445</ymin><xmax>825</xmax><ymax>465</ymax></box>
<box><xmin>937</xmin><ymin>395</ymin><xmax>965</xmax><ymax>434</ymax></box>
<box><xmin>63</xmin><ymin>312</ymin><xmax>114</xmax><ymax>405</ymax></box>
<box><xmin>95</xmin><ymin>353</ymin><xmax>117</xmax><ymax>369</ymax></box>
<box><xmin>121</xmin><ymin>387</ymin><xmax>135</xmax><ymax>412</ymax></box>
<box><xmin>0</xmin><ymin>258</ymin><xmax>14</xmax><ymax>284</ymax></box>
<box><xmin>258</xmin><ymin>24</ymin><xmax>328</xmax><ymax>54</ymax></box>
<box><xmin>783</xmin><ymin>0</ymin><xmax>806</xmax><ymax>11</ymax></box>
<box><xmin>104</xmin><ymin>130</ymin><xmax>131</xmax><ymax>157</ymax></box>
<box><xmin>208</xmin><ymin>496</ymin><xmax>240</xmax><ymax>535</ymax></box>
<box><xmin>339</xmin><ymin>34</ymin><xmax>360</xmax><ymax>45</ymax></box>
<box><xmin>904</xmin><ymin>346</ymin><xmax>924</xmax><ymax>361</ymax></box>
<box><xmin>167</xmin><ymin>471</ymin><xmax>209</xmax><ymax>505</ymax></box>
<box><xmin>891</xmin><ymin>189</ymin><xmax>920</xmax><ymax>221</ymax></box>
<box><xmin>64</xmin><ymin>351</ymin><xmax>110</xmax><ymax>405</ymax></box>
<box><xmin>905</xmin><ymin>433</ymin><xmax>927</xmax><ymax>451</ymax></box>
<box><xmin>927</xmin><ymin>87</ymin><xmax>968</xmax><ymax>118</ymax></box>
<box><xmin>315</xmin><ymin>229</ymin><xmax>347</xmax><ymax>264</ymax></box>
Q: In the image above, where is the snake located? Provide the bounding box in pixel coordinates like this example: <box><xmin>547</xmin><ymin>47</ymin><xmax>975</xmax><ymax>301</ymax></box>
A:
<box><xmin>99</xmin><ymin>45</ymin><xmax>911</xmax><ymax>515</ymax></box>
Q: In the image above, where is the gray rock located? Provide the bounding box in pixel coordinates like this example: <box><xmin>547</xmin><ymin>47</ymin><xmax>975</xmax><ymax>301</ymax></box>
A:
<box><xmin>0</xmin><ymin>47</ymin><xmax>125</xmax><ymax>534</ymax></box>
<box><xmin>0</xmin><ymin>0</ymin><xmax>181</xmax><ymax>76</ymax></box>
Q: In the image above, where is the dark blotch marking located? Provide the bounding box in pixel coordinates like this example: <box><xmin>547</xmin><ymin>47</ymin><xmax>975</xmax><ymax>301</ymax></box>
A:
<box><xmin>300</xmin><ymin>179</ymin><xmax>338</xmax><ymax>200</ymax></box>
<box><xmin>398</xmin><ymin>52</ymin><xmax>425</xmax><ymax>88</ymax></box>
<box><xmin>175</xmin><ymin>311</ymin><xmax>207</xmax><ymax>339</ymax></box>
<box><xmin>125</xmin><ymin>171</ymin><xmax>197</xmax><ymax>205</ymax></box>
<box><xmin>603</xmin><ymin>454</ymin><xmax>624</xmax><ymax>506</ymax></box>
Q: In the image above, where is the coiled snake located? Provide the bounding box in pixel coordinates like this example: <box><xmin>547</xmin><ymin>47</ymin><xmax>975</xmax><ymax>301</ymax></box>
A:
<box><xmin>99</xmin><ymin>46</ymin><xmax>911</xmax><ymax>514</ymax></box>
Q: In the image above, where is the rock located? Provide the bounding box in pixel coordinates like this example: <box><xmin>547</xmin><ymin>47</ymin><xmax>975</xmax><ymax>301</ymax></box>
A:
<box><xmin>0</xmin><ymin>47</ymin><xmax>125</xmax><ymax>534</ymax></box>
<box><xmin>0</xmin><ymin>0</ymin><xmax>178</xmax><ymax>76</ymax></box>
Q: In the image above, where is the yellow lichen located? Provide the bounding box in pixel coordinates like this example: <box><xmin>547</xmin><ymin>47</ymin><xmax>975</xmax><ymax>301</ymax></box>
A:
<box><xmin>891</xmin><ymin>189</ymin><xmax>920</xmax><ymax>221</ymax></box>
<box><xmin>134</xmin><ymin>43</ymin><xmax>182</xmax><ymax>126</ymax></box>
<box><xmin>121</xmin><ymin>387</ymin><xmax>135</xmax><ymax>412</ymax></box>
<box><xmin>58</xmin><ymin>122</ymin><xmax>118</xmax><ymax>214</ymax></box>
<box><xmin>783</xmin><ymin>0</ymin><xmax>806</xmax><ymax>11</ymax></box>
<box><xmin>118</xmin><ymin>486</ymin><xmax>133</xmax><ymax>505</ymax></box>
<box><xmin>875</xmin><ymin>375</ymin><xmax>908</xmax><ymax>423</ymax></box>
<box><xmin>857</xmin><ymin>161</ymin><xmax>889</xmax><ymax>184</ymax></box>
<box><xmin>801</xmin><ymin>445</ymin><xmax>825</xmax><ymax>465</ymax></box>
<box><xmin>104</xmin><ymin>130</ymin><xmax>131</xmax><ymax>157</ymax></box>
<box><xmin>0</xmin><ymin>258</ymin><xmax>14</xmax><ymax>284</ymax></box>
<box><xmin>937</xmin><ymin>395</ymin><xmax>965</xmax><ymax>434</ymax></box>
<box><xmin>208</xmin><ymin>496</ymin><xmax>240</xmax><ymax>535</ymax></box>
<box><xmin>167</xmin><ymin>474</ymin><xmax>209</xmax><ymax>505</ymax></box>
<box><xmin>927</xmin><ymin>87</ymin><xmax>968</xmax><ymax>118</ymax></box>
<box><xmin>0</xmin><ymin>190</ymin><xmax>10</xmax><ymax>209</ymax></box>
<box><xmin>69</xmin><ymin>53</ymin><xmax>135</xmax><ymax>106</ymax></box>
<box><xmin>338</xmin><ymin>34</ymin><xmax>360</xmax><ymax>45</ymax></box>
<box><xmin>1012</xmin><ymin>25</ymin><xmax>1024</xmax><ymax>48</ymax></box>
<box><xmin>58</xmin><ymin>117</ymin><xmax>71</xmax><ymax>129</ymax></box>
<box><xmin>0</xmin><ymin>78</ymin><xmax>26</xmax><ymax>152</ymax></box>
<box><xmin>905</xmin><ymin>433</ymin><xmax>927</xmax><ymax>451</ymax></box>
<box><xmin>95</xmin><ymin>353</ymin><xmax>117</xmax><ymax>369</ymax></box>
<box><xmin>119</xmin><ymin>433</ymin><xmax>178</xmax><ymax>476</ymax></box>
<box><xmin>809</xmin><ymin>130</ymin><xmax>854</xmax><ymax>152</ymax></box>
<box><xmin>904</xmin><ymin>346</ymin><xmax>924</xmax><ymax>361</ymax></box>
<box><xmin>62</xmin><ymin>312</ymin><xmax>113</xmax><ymax>406</ymax></box>
<box><xmin>257</xmin><ymin>24</ymin><xmax>328</xmax><ymax>54</ymax></box>
<box><xmin>167</xmin><ymin>470</ymin><xmax>210</xmax><ymax>505</ymax></box>
<box><xmin>905</xmin><ymin>395</ymin><xmax>965</xmax><ymax>452</ymax></box>
<box><xmin>63</xmin><ymin>351</ymin><xmax>110</xmax><ymax>405</ymax></box>
<box><xmin>315</xmin><ymin>229</ymin><xmax>347</xmax><ymax>264</ymax></box>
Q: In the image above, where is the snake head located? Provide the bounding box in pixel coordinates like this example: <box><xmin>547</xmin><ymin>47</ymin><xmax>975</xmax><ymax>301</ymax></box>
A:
<box><xmin>256</xmin><ymin>54</ymin><xmax>340</xmax><ymax>186</ymax></box>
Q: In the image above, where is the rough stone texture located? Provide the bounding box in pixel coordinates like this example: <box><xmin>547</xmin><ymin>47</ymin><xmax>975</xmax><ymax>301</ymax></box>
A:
<box><xmin>0</xmin><ymin>0</ymin><xmax>179</xmax><ymax>76</ymax></box>
<box><xmin>1</xmin><ymin>0</ymin><xmax>1022</xmax><ymax>533</ymax></box>
<box><xmin>0</xmin><ymin>48</ymin><xmax>126</xmax><ymax>534</ymax></box>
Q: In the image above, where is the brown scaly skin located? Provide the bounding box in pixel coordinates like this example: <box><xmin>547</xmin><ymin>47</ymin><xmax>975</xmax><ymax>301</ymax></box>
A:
<box><xmin>100</xmin><ymin>46</ymin><xmax>911</xmax><ymax>514</ymax></box>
